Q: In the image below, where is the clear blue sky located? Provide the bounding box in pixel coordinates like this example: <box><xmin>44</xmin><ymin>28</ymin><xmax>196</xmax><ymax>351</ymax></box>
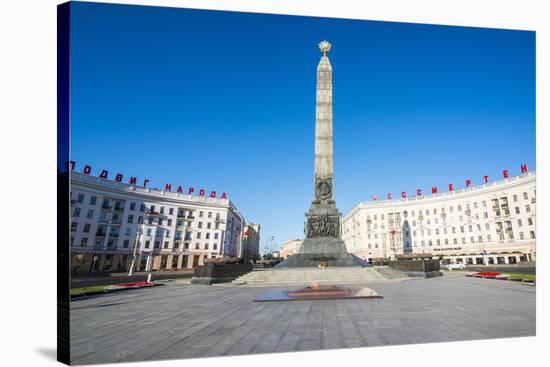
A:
<box><xmin>70</xmin><ymin>2</ymin><xmax>535</xmax><ymax>250</ymax></box>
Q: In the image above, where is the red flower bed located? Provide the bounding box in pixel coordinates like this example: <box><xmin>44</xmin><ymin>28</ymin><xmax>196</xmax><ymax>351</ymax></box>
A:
<box><xmin>473</xmin><ymin>272</ymin><xmax>502</xmax><ymax>278</ymax></box>
<box><xmin>114</xmin><ymin>281</ymin><xmax>155</xmax><ymax>288</ymax></box>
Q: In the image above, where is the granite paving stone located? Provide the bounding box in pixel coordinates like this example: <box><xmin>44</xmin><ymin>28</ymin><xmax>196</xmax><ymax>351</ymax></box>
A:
<box><xmin>70</xmin><ymin>274</ymin><xmax>535</xmax><ymax>365</ymax></box>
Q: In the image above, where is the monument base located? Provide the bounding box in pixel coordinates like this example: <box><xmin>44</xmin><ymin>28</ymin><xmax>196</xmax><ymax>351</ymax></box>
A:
<box><xmin>276</xmin><ymin>237</ymin><xmax>365</xmax><ymax>268</ymax></box>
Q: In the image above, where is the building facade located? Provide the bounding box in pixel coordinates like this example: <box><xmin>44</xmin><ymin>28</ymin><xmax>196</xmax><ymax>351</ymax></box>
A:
<box><xmin>240</xmin><ymin>224</ymin><xmax>261</xmax><ymax>263</ymax></box>
<box><xmin>342</xmin><ymin>172</ymin><xmax>536</xmax><ymax>265</ymax></box>
<box><xmin>70</xmin><ymin>172</ymin><xmax>248</xmax><ymax>273</ymax></box>
<box><xmin>279</xmin><ymin>239</ymin><xmax>303</xmax><ymax>259</ymax></box>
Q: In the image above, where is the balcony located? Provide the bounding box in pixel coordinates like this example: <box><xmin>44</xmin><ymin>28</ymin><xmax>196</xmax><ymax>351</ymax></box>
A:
<box><xmin>95</xmin><ymin>232</ymin><xmax>107</xmax><ymax>237</ymax></box>
<box><xmin>113</xmin><ymin>206</ymin><xmax>124</xmax><ymax>212</ymax></box>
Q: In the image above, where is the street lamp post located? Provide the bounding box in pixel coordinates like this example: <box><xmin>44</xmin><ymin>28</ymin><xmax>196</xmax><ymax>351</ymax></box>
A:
<box><xmin>128</xmin><ymin>221</ymin><xmax>144</xmax><ymax>276</ymax></box>
<box><xmin>263</xmin><ymin>236</ymin><xmax>274</xmax><ymax>259</ymax></box>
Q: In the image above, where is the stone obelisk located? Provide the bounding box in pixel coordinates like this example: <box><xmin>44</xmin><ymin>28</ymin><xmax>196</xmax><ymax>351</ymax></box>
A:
<box><xmin>279</xmin><ymin>41</ymin><xmax>360</xmax><ymax>268</ymax></box>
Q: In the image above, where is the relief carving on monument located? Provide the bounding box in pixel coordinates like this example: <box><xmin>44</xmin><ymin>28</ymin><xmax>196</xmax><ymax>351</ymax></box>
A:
<box><xmin>306</xmin><ymin>213</ymin><xmax>339</xmax><ymax>238</ymax></box>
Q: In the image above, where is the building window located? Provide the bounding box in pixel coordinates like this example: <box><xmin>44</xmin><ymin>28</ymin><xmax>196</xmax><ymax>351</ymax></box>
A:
<box><xmin>519</xmin><ymin>232</ymin><xmax>524</xmax><ymax>240</ymax></box>
<box><xmin>198</xmin><ymin>221</ymin><xmax>203</xmax><ymax>229</ymax></box>
<box><xmin>87</xmin><ymin>210</ymin><xmax>94</xmax><ymax>219</ymax></box>
<box><xmin>145</xmin><ymin>240</ymin><xmax>150</xmax><ymax>249</ymax></box>
<box><xmin>214</xmin><ymin>233</ymin><xmax>218</xmax><ymax>239</ymax></box>
<box><xmin>140</xmin><ymin>204</ymin><xmax>146</xmax><ymax>212</ymax></box>
<box><xmin>213</xmin><ymin>243</ymin><xmax>217</xmax><ymax>250</ymax></box>
<box><xmin>205</xmin><ymin>243</ymin><xmax>209</xmax><ymax>250</ymax></box>
<box><xmin>485</xmin><ymin>223</ymin><xmax>490</xmax><ymax>230</ymax></box>
<box><xmin>71</xmin><ymin>222</ymin><xmax>77</xmax><ymax>232</ymax></box>
<box><xmin>195</xmin><ymin>243</ymin><xmax>200</xmax><ymax>249</ymax></box>
<box><xmin>207</xmin><ymin>222</ymin><xmax>211</xmax><ymax>229</ymax></box>
<box><xmin>530</xmin><ymin>231</ymin><xmax>535</xmax><ymax>239</ymax></box>
<box><xmin>77</xmin><ymin>193</ymin><xmax>84</xmax><ymax>203</ymax></box>
<box><xmin>167</xmin><ymin>219</ymin><xmax>172</xmax><ymax>226</ymax></box>
<box><xmin>169</xmin><ymin>208</ymin><xmax>174</xmax><ymax>215</ymax></box>
<box><xmin>147</xmin><ymin>228</ymin><xmax>152</xmax><ymax>236</ymax></box>
<box><xmin>513</xmin><ymin>195</ymin><xmax>518</xmax><ymax>202</ymax></box>
<box><xmin>483</xmin><ymin>212</ymin><xmax>488</xmax><ymax>219</ymax></box>
<box><xmin>528</xmin><ymin>218</ymin><xmax>533</xmax><ymax>226</ymax></box>
<box><xmin>517</xmin><ymin>219</ymin><xmax>522</xmax><ymax>227</ymax></box>
<box><xmin>73</xmin><ymin>208</ymin><xmax>81</xmax><ymax>217</ymax></box>
<box><xmin>196</xmin><ymin>232</ymin><xmax>201</xmax><ymax>239</ymax></box>
<box><xmin>90</xmin><ymin>196</ymin><xmax>97</xmax><ymax>205</ymax></box>
<box><xmin>154</xmin><ymin>241</ymin><xmax>160</xmax><ymax>249</ymax></box>
<box><xmin>123</xmin><ymin>240</ymin><xmax>129</xmax><ymax>248</ymax></box>
<box><xmin>160</xmin><ymin>206</ymin><xmax>164</xmax><ymax>214</ymax></box>
<box><xmin>148</xmin><ymin>216</ymin><xmax>154</xmax><ymax>225</ymax></box>
<box><xmin>130</xmin><ymin>202</ymin><xmax>136</xmax><ymax>210</ymax></box>
<box><xmin>515</xmin><ymin>207</ymin><xmax>520</xmax><ymax>214</ymax></box>
<box><xmin>174</xmin><ymin>242</ymin><xmax>180</xmax><ymax>249</ymax></box>
<box><xmin>525</xmin><ymin>205</ymin><xmax>531</xmax><ymax>213</ymax></box>
<box><xmin>138</xmin><ymin>216</ymin><xmax>143</xmax><ymax>224</ymax></box>
<box><xmin>199</xmin><ymin>211</ymin><xmax>204</xmax><ymax>218</ymax></box>
<box><xmin>453</xmin><ymin>238</ymin><xmax>457</xmax><ymax>244</ymax></box>
<box><xmin>125</xmin><ymin>228</ymin><xmax>131</xmax><ymax>235</ymax></box>
<box><xmin>206</xmin><ymin>233</ymin><xmax>210</xmax><ymax>239</ymax></box>
<box><xmin>158</xmin><ymin>218</ymin><xmax>164</xmax><ymax>226</ymax></box>
<box><xmin>208</xmin><ymin>212</ymin><xmax>212</xmax><ymax>218</ymax></box>
<box><xmin>487</xmin><ymin>234</ymin><xmax>492</xmax><ymax>242</ymax></box>
<box><xmin>127</xmin><ymin>215</ymin><xmax>134</xmax><ymax>224</ymax></box>
<box><xmin>80</xmin><ymin>238</ymin><xmax>88</xmax><ymax>247</ymax></box>
<box><xmin>164</xmin><ymin>241</ymin><xmax>169</xmax><ymax>249</ymax></box>
<box><xmin>83</xmin><ymin>223</ymin><xmax>91</xmax><ymax>233</ymax></box>
<box><xmin>523</xmin><ymin>192</ymin><xmax>528</xmax><ymax>200</ymax></box>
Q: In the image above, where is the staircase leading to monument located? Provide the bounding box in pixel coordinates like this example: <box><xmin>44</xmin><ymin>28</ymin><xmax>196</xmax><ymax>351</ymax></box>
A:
<box><xmin>231</xmin><ymin>266</ymin><xmax>408</xmax><ymax>286</ymax></box>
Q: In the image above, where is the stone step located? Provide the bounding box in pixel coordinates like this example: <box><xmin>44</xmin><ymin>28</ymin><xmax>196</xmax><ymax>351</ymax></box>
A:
<box><xmin>232</xmin><ymin>266</ymin><xmax>407</xmax><ymax>286</ymax></box>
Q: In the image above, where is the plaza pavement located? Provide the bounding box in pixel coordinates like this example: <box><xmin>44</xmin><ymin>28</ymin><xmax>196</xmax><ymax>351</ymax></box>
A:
<box><xmin>70</xmin><ymin>272</ymin><xmax>535</xmax><ymax>365</ymax></box>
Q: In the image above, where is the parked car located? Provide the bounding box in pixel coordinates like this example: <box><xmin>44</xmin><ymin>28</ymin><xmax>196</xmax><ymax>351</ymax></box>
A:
<box><xmin>446</xmin><ymin>263</ymin><xmax>466</xmax><ymax>270</ymax></box>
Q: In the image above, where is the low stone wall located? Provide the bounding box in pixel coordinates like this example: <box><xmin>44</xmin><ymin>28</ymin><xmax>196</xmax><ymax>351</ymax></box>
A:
<box><xmin>464</xmin><ymin>264</ymin><xmax>536</xmax><ymax>274</ymax></box>
<box><xmin>389</xmin><ymin>260</ymin><xmax>442</xmax><ymax>278</ymax></box>
<box><xmin>191</xmin><ymin>263</ymin><xmax>253</xmax><ymax>285</ymax></box>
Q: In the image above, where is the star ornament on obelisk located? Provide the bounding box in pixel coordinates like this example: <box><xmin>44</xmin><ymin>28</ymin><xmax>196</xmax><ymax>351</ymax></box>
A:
<box><xmin>319</xmin><ymin>40</ymin><xmax>331</xmax><ymax>55</ymax></box>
